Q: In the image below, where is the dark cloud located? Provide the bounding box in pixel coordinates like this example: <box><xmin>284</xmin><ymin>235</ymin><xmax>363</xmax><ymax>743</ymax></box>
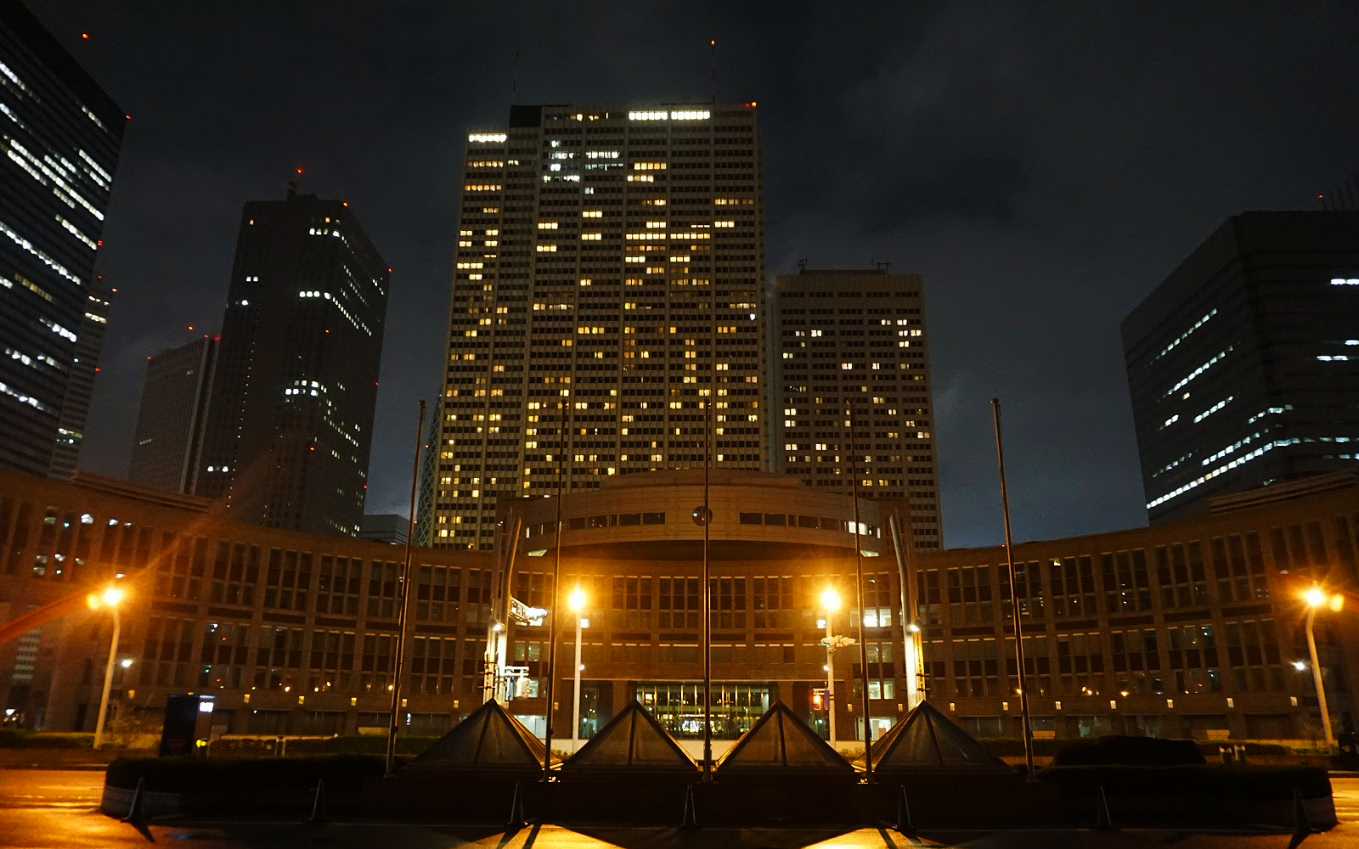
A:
<box><xmin>29</xmin><ymin>0</ymin><xmax>1359</xmax><ymax>548</ymax></box>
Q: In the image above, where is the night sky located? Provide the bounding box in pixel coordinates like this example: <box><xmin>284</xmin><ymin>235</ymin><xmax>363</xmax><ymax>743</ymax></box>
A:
<box><xmin>28</xmin><ymin>2</ymin><xmax>1359</xmax><ymax>548</ymax></box>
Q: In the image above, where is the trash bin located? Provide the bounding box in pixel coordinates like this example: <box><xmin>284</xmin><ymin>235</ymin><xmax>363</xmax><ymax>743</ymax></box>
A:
<box><xmin>1218</xmin><ymin>745</ymin><xmax>1234</xmax><ymax>765</ymax></box>
<box><xmin>1234</xmin><ymin>744</ymin><xmax>1247</xmax><ymax>765</ymax></box>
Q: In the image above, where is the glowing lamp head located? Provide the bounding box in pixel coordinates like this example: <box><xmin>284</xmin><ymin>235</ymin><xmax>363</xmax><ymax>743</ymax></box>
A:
<box><xmin>1294</xmin><ymin>660</ymin><xmax>1307</xmax><ymax>671</ymax></box>
<box><xmin>1304</xmin><ymin>586</ymin><xmax>1326</xmax><ymax>608</ymax></box>
<box><xmin>820</xmin><ymin>588</ymin><xmax>841</xmax><ymax>613</ymax></box>
<box><xmin>567</xmin><ymin>587</ymin><xmax>586</xmax><ymax>614</ymax></box>
<box><xmin>120</xmin><ymin>658</ymin><xmax>133</xmax><ymax>669</ymax></box>
<box><xmin>87</xmin><ymin>585</ymin><xmax>125</xmax><ymax>609</ymax></box>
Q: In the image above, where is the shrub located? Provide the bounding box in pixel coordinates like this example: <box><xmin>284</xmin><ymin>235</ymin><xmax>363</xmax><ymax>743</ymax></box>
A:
<box><xmin>1038</xmin><ymin>764</ymin><xmax>1331</xmax><ymax>800</ymax></box>
<box><xmin>974</xmin><ymin>737</ymin><xmax>1065</xmax><ymax>757</ymax></box>
<box><xmin>106</xmin><ymin>754</ymin><xmax>385</xmax><ymax>793</ymax></box>
<box><xmin>1052</xmin><ymin>735</ymin><xmax>1204</xmax><ymax>766</ymax></box>
<box><xmin>0</xmin><ymin>732</ymin><xmax>94</xmax><ymax>749</ymax></box>
<box><xmin>1193</xmin><ymin>740</ymin><xmax>1291</xmax><ymax>757</ymax></box>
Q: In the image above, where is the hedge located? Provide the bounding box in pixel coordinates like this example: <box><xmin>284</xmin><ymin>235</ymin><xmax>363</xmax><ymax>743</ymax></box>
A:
<box><xmin>0</xmin><ymin>730</ymin><xmax>93</xmax><ymax>749</ymax></box>
<box><xmin>207</xmin><ymin>735</ymin><xmax>440</xmax><ymax>756</ymax></box>
<box><xmin>106</xmin><ymin>754</ymin><xmax>386</xmax><ymax>793</ymax></box>
<box><xmin>1038</xmin><ymin>764</ymin><xmax>1332</xmax><ymax>800</ymax></box>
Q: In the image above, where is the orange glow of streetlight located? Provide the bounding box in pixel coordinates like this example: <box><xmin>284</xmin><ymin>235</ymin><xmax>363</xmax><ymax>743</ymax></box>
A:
<box><xmin>87</xmin><ymin>585</ymin><xmax>125</xmax><ymax>610</ymax></box>
<box><xmin>567</xmin><ymin>586</ymin><xmax>587</xmax><ymax>614</ymax></box>
<box><xmin>820</xmin><ymin>587</ymin><xmax>841</xmax><ymax>613</ymax></box>
<box><xmin>1303</xmin><ymin>585</ymin><xmax>1344</xmax><ymax>612</ymax></box>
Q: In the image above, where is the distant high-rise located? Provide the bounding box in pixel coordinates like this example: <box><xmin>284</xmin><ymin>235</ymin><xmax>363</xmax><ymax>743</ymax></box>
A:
<box><xmin>196</xmin><ymin>186</ymin><xmax>390</xmax><ymax>537</ymax></box>
<box><xmin>128</xmin><ymin>334</ymin><xmax>217</xmax><ymax>493</ymax></box>
<box><xmin>771</xmin><ymin>267</ymin><xmax>943</xmax><ymax>548</ymax></box>
<box><xmin>1123</xmin><ymin>211</ymin><xmax>1359</xmax><ymax>522</ymax></box>
<box><xmin>429</xmin><ymin>103</ymin><xmax>766</xmax><ymax>549</ymax></box>
<box><xmin>0</xmin><ymin>1</ymin><xmax>123</xmax><ymax>478</ymax></box>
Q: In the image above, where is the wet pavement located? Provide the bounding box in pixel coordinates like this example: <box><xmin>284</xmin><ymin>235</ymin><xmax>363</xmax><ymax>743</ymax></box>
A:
<box><xmin>3</xmin><ymin>769</ymin><xmax>1358</xmax><ymax>848</ymax></box>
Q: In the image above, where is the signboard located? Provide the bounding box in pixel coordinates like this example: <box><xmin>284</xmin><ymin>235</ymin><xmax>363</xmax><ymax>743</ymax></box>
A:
<box><xmin>509</xmin><ymin>597</ymin><xmax>547</xmax><ymax>626</ymax></box>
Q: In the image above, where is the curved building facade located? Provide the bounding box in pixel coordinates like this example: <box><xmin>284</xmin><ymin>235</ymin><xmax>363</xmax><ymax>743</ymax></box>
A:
<box><xmin>0</xmin><ymin>466</ymin><xmax>1355</xmax><ymax>746</ymax></box>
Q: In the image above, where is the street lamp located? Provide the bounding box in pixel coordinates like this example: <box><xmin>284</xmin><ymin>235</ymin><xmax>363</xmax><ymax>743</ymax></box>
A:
<box><xmin>86</xmin><ymin>585</ymin><xmax>126</xmax><ymax>749</ymax></box>
<box><xmin>567</xmin><ymin>586</ymin><xmax>587</xmax><ymax>753</ymax></box>
<box><xmin>1303</xmin><ymin>585</ymin><xmax>1344</xmax><ymax>753</ymax></box>
<box><xmin>820</xmin><ymin>588</ymin><xmax>841</xmax><ymax>744</ymax></box>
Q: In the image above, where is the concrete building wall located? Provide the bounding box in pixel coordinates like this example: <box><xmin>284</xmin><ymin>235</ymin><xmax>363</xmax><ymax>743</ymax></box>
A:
<box><xmin>0</xmin><ymin>466</ymin><xmax>1355</xmax><ymax>745</ymax></box>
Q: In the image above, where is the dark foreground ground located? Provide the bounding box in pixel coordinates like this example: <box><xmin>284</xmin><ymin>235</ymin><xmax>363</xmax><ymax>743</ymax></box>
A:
<box><xmin>2</xmin><ymin>770</ymin><xmax>1358</xmax><ymax>849</ymax></box>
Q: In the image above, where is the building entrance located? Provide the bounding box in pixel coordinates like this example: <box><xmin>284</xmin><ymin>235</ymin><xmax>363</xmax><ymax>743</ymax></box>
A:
<box><xmin>631</xmin><ymin>681</ymin><xmax>770</xmax><ymax>739</ymax></box>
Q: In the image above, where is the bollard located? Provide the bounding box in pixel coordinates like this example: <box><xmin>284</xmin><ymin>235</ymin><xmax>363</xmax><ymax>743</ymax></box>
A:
<box><xmin>895</xmin><ymin>785</ymin><xmax>914</xmax><ymax>833</ymax></box>
<box><xmin>308</xmin><ymin>778</ymin><xmax>326</xmax><ymax>824</ymax></box>
<box><xmin>680</xmin><ymin>783</ymin><xmax>697</xmax><ymax>829</ymax></box>
<box><xmin>119</xmin><ymin>777</ymin><xmax>146</xmax><ymax>825</ymax></box>
<box><xmin>1094</xmin><ymin>785</ymin><xmax>1117</xmax><ymax>831</ymax></box>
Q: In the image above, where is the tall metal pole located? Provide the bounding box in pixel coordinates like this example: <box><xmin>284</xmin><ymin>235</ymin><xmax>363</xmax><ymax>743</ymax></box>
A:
<box><xmin>543</xmin><ymin>397</ymin><xmax>568</xmax><ymax>780</ymax></box>
<box><xmin>93</xmin><ymin>607</ymin><xmax>120</xmax><ymax>749</ymax></box>
<box><xmin>1305</xmin><ymin>607</ymin><xmax>1334</xmax><ymax>753</ymax></box>
<box><xmin>889</xmin><ymin>512</ymin><xmax>922</xmax><ymax>709</ymax></box>
<box><xmin>824</xmin><ymin>612</ymin><xmax>836</xmax><ymax>743</ymax></box>
<box><xmin>848</xmin><ymin>401</ymin><xmax>874</xmax><ymax>780</ymax></box>
<box><xmin>701</xmin><ymin>250</ymin><xmax>716</xmax><ymax>782</ymax></box>
<box><xmin>572</xmin><ymin>612</ymin><xmax>583</xmax><ymax>753</ymax></box>
<box><xmin>385</xmin><ymin>399</ymin><xmax>425</xmax><ymax>777</ymax></box>
<box><xmin>991</xmin><ymin>398</ymin><xmax>1035</xmax><ymax>778</ymax></box>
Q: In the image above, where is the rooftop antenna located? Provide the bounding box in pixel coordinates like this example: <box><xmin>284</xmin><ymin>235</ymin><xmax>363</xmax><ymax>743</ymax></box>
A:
<box><xmin>797</xmin><ymin>258</ymin><xmax>807</xmax><ymax>273</ymax></box>
<box><xmin>872</xmin><ymin>259</ymin><xmax>891</xmax><ymax>273</ymax></box>
<box><xmin>287</xmin><ymin>167</ymin><xmax>301</xmax><ymax>199</ymax></box>
<box><xmin>709</xmin><ymin>39</ymin><xmax>717</xmax><ymax>104</ymax></box>
<box><xmin>512</xmin><ymin>50</ymin><xmax>519</xmax><ymax>103</ymax></box>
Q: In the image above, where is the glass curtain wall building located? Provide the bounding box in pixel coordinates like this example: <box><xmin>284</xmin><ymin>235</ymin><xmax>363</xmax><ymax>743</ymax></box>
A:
<box><xmin>0</xmin><ymin>1</ymin><xmax>123</xmax><ymax>478</ymax></box>
<box><xmin>430</xmin><ymin>103</ymin><xmax>766</xmax><ymax>549</ymax></box>
<box><xmin>1123</xmin><ymin>212</ymin><xmax>1359</xmax><ymax>523</ymax></box>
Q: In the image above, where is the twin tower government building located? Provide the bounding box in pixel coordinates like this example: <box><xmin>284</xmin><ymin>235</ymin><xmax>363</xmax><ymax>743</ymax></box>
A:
<box><xmin>0</xmin><ymin>464</ymin><xmax>1356</xmax><ymax>748</ymax></box>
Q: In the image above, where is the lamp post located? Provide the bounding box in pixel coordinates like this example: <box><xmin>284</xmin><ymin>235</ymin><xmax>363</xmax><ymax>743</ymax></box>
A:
<box><xmin>567</xmin><ymin>586</ymin><xmax>587</xmax><ymax>753</ymax></box>
<box><xmin>1303</xmin><ymin>585</ymin><xmax>1344</xmax><ymax>754</ymax></box>
<box><xmin>87</xmin><ymin>585</ymin><xmax>125</xmax><ymax>749</ymax></box>
<box><xmin>820</xmin><ymin>588</ymin><xmax>841</xmax><ymax>744</ymax></box>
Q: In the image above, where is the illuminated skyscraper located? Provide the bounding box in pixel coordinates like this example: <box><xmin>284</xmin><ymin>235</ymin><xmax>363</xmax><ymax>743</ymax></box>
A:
<box><xmin>1123</xmin><ymin>211</ymin><xmax>1359</xmax><ymax>522</ymax></box>
<box><xmin>196</xmin><ymin>187</ymin><xmax>390</xmax><ymax>537</ymax></box>
<box><xmin>0</xmin><ymin>0</ymin><xmax>123</xmax><ymax>478</ymax></box>
<box><xmin>430</xmin><ymin>103</ymin><xmax>766</xmax><ymax>549</ymax></box>
<box><xmin>49</xmin><ymin>280</ymin><xmax>113</xmax><ymax>479</ymax></box>
<box><xmin>771</xmin><ymin>267</ymin><xmax>943</xmax><ymax>549</ymax></box>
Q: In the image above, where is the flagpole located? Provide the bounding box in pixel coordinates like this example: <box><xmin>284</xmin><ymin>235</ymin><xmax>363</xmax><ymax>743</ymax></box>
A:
<box><xmin>848</xmin><ymin>400</ymin><xmax>874</xmax><ymax>781</ymax></box>
<box><xmin>385</xmin><ymin>399</ymin><xmax>425</xmax><ymax>777</ymax></box>
<box><xmin>991</xmin><ymin>398</ymin><xmax>1035</xmax><ymax>779</ymax></box>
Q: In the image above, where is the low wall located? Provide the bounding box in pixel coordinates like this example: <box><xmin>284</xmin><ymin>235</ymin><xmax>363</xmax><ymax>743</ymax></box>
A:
<box><xmin>100</xmin><ymin>765</ymin><xmax>1337</xmax><ymax>830</ymax></box>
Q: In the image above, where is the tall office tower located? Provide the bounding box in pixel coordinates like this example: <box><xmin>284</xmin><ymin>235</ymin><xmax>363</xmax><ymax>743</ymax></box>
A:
<box><xmin>48</xmin><ymin>280</ymin><xmax>113</xmax><ymax>479</ymax></box>
<box><xmin>0</xmin><ymin>1</ymin><xmax>123</xmax><ymax>478</ymax></box>
<box><xmin>771</xmin><ymin>267</ymin><xmax>943</xmax><ymax>549</ymax></box>
<box><xmin>128</xmin><ymin>334</ymin><xmax>218</xmax><ymax>493</ymax></box>
<box><xmin>196</xmin><ymin>186</ymin><xmax>390</xmax><ymax>537</ymax></box>
<box><xmin>1123</xmin><ymin>211</ymin><xmax>1359</xmax><ymax>523</ymax></box>
<box><xmin>430</xmin><ymin>103</ymin><xmax>766</xmax><ymax>549</ymax></box>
